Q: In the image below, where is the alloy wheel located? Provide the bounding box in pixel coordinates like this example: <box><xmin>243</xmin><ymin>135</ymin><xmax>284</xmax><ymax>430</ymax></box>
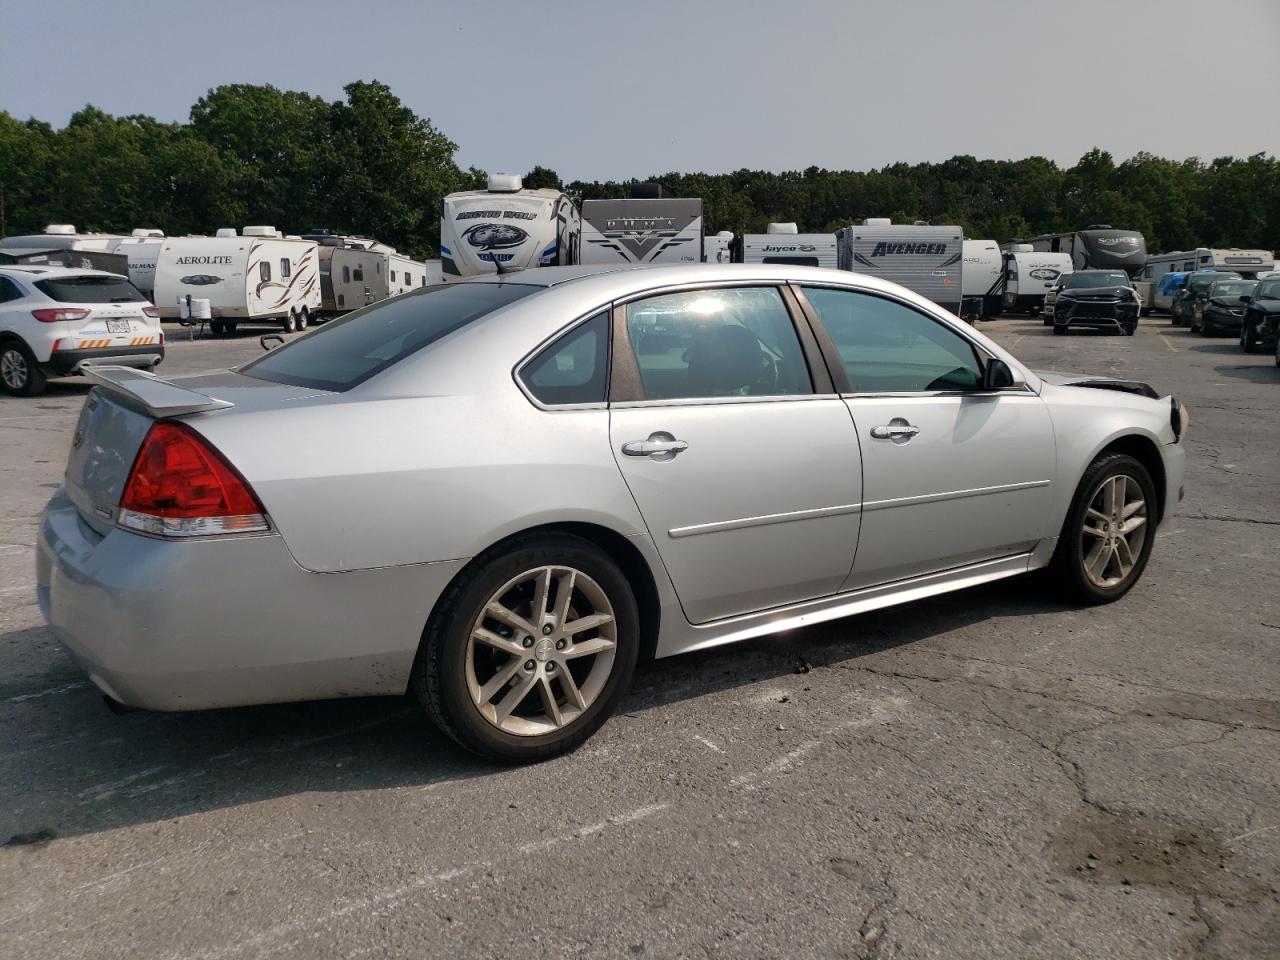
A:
<box><xmin>1</xmin><ymin>347</ymin><xmax>28</xmax><ymax>390</ymax></box>
<box><xmin>1080</xmin><ymin>474</ymin><xmax>1148</xmax><ymax>589</ymax></box>
<box><xmin>465</xmin><ymin>565</ymin><xmax>617</xmax><ymax>736</ymax></box>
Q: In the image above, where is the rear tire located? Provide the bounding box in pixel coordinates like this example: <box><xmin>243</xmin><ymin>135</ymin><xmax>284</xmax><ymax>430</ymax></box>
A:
<box><xmin>209</xmin><ymin>320</ymin><xmax>226</xmax><ymax>337</ymax></box>
<box><xmin>296</xmin><ymin>308</ymin><xmax>309</xmax><ymax>331</ymax></box>
<box><xmin>282</xmin><ymin>313</ymin><xmax>298</xmax><ymax>334</ymax></box>
<box><xmin>0</xmin><ymin>340</ymin><xmax>46</xmax><ymax>397</ymax></box>
<box><xmin>1050</xmin><ymin>453</ymin><xmax>1157</xmax><ymax>605</ymax></box>
<box><xmin>413</xmin><ymin>533</ymin><xmax>640</xmax><ymax>763</ymax></box>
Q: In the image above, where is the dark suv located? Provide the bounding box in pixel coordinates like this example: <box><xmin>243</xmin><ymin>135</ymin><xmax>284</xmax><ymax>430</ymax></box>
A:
<box><xmin>1049</xmin><ymin>270</ymin><xmax>1141</xmax><ymax>336</ymax></box>
<box><xmin>1170</xmin><ymin>271</ymin><xmax>1241</xmax><ymax>326</ymax></box>
<box><xmin>1239</xmin><ymin>276</ymin><xmax>1280</xmax><ymax>355</ymax></box>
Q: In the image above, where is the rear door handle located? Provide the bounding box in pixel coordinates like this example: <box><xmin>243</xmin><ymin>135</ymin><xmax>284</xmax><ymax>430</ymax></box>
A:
<box><xmin>621</xmin><ymin>432</ymin><xmax>688</xmax><ymax>461</ymax></box>
<box><xmin>870</xmin><ymin>418</ymin><xmax>920</xmax><ymax>444</ymax></box>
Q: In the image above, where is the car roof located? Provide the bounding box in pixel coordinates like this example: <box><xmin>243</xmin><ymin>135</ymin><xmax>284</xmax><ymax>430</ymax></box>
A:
<box><xmin>459</xmin><ymin>262</ymin><xmax>900</xmax><ymax>292</ymax></box>
<box><xmin>0</xmin><ymin>264</ymin><xmax>127</xmax><ymax>280</ymax></box>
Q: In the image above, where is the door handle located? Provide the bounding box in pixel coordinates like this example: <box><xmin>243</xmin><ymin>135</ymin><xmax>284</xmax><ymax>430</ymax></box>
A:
<box><xmin>870</xmin><ymin>418</ymin><xmax>920</xmax><ymax>444</ymax></box>
<box><xmin>621</xmin><ymin>432</ymin><xmax>688</xmax><ymax>461</ymax></box>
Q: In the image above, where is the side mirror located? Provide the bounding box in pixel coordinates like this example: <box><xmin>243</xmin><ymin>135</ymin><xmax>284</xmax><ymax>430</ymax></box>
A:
<box><xmin>983</xmin><ymin>358</ymin><xmax>1024</xmax><ymax>391</ymax></box>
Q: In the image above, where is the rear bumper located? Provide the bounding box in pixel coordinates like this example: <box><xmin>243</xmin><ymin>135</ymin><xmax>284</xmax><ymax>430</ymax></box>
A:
<box><xmin>36</xmin><ymin>487</ymin><xmax>465</xmax><ymax>711</ymax></box>
<box><xmin>47</xmin><ymin>346</ymin><xmax>164</xmax><ymax>376</ymax></box>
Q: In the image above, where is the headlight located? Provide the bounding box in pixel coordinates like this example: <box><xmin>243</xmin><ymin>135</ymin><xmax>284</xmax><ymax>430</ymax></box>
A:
<box><xmin>1171</xmin><ymin>397</ymin><xmax>1190</xmax><ymax>443</ymax></box>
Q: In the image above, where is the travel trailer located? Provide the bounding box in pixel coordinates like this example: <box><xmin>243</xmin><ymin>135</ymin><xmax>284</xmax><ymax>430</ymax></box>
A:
<box><xmin>152</xmin><ymin>227</ymin><xmax>321</xmax><ymax>334</ymax></box>
<box><xmin>1016</xmin><ymin>226</ymin><xmax>1147</xmax><ymax>277</ymax></box>
<box><xmin>0</xmin><ymin>225</ymin><xmax>167</xmax><ymax>294</ymax></box>
<box><xmin>703</xmin><ymin>231</ymin><xmax>733</xmax><ymax>264</ymax></box>
<box><xmin>440</xmin><ymin>174</ymin><xmax>580</xmax><ymax>280</ymax></box>
<box><xmin>1141</xmin><ymin>248</ymin><xmax>1275</xmax><ymax>287</ymax></box>
<box><xmin>579</xmin><ymin>186</ymin><xmax>703</xmax><ymax>265</ymax></box>
<box><xmin>111</xmin><ymin>229</ymin><xmax>166</xmax><ymax>296</ymax></box>
<box><xmin>304</xmin><ymin>233</ymin><xmax>433</xmax><ymax>315</ymax></box>
<box><xmin>0</xmin><ymin>245</ymin><xmax>129</xmax><ymax>278</ymax></box>
<box><xmin>837</xmin><ymin>219</ymin><xmax>965</xmax><ymax>315</ymax></box>
<box><xmin>734</xmin><ymin>223</ymin><xmax>838</xmax><ymax>268</ymax></box>
<box><xmin>1000</xmin><ymin>245</ymin><xmax>1074</xmax><ymax>313</ymax></box>
<box><xmin>961</xmin><ymin>239</ymin><xmax>1003</xmax><ymax>319</ymax></box>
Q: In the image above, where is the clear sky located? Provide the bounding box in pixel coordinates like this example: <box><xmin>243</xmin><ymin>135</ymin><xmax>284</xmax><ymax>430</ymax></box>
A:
<box><xmin>2</xmin><ymin>0</ymin><xmax>1277</xmax><ymax>181</ymax></box>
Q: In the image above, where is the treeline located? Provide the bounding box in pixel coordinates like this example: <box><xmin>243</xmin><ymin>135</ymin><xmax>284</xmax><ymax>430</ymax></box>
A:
<box><xmin>2</xmin><ymin>81</ymin><xmax>1278</xmax><ymax>259</ymax></box>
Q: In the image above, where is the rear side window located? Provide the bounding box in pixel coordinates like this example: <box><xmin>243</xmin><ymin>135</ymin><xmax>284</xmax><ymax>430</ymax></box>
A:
<box><xmin>240</xmin><ymin>282</ymin><xmax>538</xmax><ymax>391</ymax></box>
<box><xmin>519</xmin><ymin>311</ymin><xmax>610</xmax><ymax>406</ymax></box>
<box><xmin>34</xmin><ymin>276</ymin><xmax>146</xmax><ymax>303</ymax></box>
<box><xmin>0</xmin><ymin>277</ymin><xmax>24</xmax><ymax>303</ymax></box>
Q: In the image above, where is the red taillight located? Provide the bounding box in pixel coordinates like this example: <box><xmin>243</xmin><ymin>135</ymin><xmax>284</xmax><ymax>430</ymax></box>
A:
<box><xmin>118</xmin><ymin>421</ymin><xmax>269</xmax><ymax>538</ymax></box>
<box><xmin>142</xmin><ymin>306</ymin><xmax>160</xmax><ymax>318</ymax></box>
<box><xmin>33</xmin><ymin>308</ymin><xmax>91</xmax><ymax>323</ymax></box>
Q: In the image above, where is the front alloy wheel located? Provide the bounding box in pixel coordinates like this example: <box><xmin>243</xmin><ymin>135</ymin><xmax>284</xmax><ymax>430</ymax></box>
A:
<box><xmin>414</xmin><ymin>533</ymin><xmax>639</xmax><ymax>762</ymax></box>
<box><xmin>1052</xmin><ymin>452</ymin><xmax>1157</xmax><ymax>604</ymax></box>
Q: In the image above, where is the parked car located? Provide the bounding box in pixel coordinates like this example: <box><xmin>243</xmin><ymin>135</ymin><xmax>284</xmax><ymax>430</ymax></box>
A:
<box><xmin>1191</xmin><ymin>278</ymin><xmax>1257</xmax><ymax>336</ymax></box>
<box><xmin>37</xmin><ymin>265</ymin><xmax>1188</xmax><ymax>762</ymax></box>
<box><xmin>1240</xmin><ymin>276</ymin><xmax>1280</xmax><ymax>354</ymax></box>
<box><xmin>1046</xmin><ymin>269</ymin><xmax>1141</xmax><ymax>335</ymax></box>
<box><xmin>0</xmin><ymin>266</ymin><xmax>163</xmax><ymax>396</ymax></box>
<box><xmin>1170</xmin><ymin>271</ymin><xmax>1241</xmax><ymax>327</ymax></box>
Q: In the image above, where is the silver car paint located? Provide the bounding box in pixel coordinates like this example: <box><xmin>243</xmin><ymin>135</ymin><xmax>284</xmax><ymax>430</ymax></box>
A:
<box><xmin>37</xmin><ymin>264</ymin><xmax>1185</xmax><ymax>711</ymax></box>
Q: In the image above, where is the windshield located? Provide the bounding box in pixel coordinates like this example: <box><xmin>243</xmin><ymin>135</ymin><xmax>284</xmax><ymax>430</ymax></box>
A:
<box><xmin>240</xmin><ymin>281</ymin><xmax>539</xmax><ymax>391</ymax></box>
<box><xmin>1189</xmin><ymin>272</ymin><xmax>1240</xmax><ymax>294</ymax></box>
<box><xmin>34</xmin><ymin>275</ymin><xmax>147</xmax><ymax>303</ymax></box>
<box><xmin>1210</xmin><ymin>280</ymin><xmax>1257</xmax><ymax>299</ymax></box>
<box><xmin>1257</xmin><ymin>280</ymin><xmax>1280</xmax><ymax>299</ymax></box>
<box><xmin>1063</xmin><ymin>272</ymin><xmax>1127</xmax><ymax>289</ymax></box>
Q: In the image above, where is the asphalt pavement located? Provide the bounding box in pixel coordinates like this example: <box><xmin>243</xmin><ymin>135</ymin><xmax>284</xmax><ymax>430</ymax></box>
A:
<box><xmin>1</xmin><ymin>315</ymin><xmax>1277</xmax><ymax>959</ymax></box>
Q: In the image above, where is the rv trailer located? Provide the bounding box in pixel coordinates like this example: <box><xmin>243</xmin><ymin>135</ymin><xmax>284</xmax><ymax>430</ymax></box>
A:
<box><xmin>440</xmin><ymin>174</ymin><xmax>579</xmax><ymax>280</ymax></box>
<box><xmin>961</xmin><ymin>239</ymin><xmax>1003</xmax><ymax>319</ymax></box>
<box><xmin>579</xmin><ymin>186</ymin><xmax>703</xmax><ymax>265</ymax></box>
<box><xmin>153</xmin><ymin>228</ymin><xmax>321</xmax><ymax>334</ymax></box>
<box><xmin>1142</xmin><ymin>247</ymin><xmax>1276</xmax><ymax>290</ymax></box>
<box><xmin>735</xmin><ymin>223</ymin><xmax>838</xmax><ymax>268</ymax></box>
<box><xmin>1017</xmin><ymin>226</ymin><xmax>1148</xmax><ymax>278</ymax></box>
<box><xmin>1000</xmin><ymin>245</ymin><xmax>1074</xmax><ymax>314</ymax></box>
<box><xmin>837</xmin><ymin>219</ymin><xmax>965</xmax><ymax>315</ymax></box>
<box><xmin>304</xmin><ymin>233</ymin><xmax>432</xmax><ymax>315</ymax></box>
<box><xmin>0</xmin><ymin>224</ymin><xmax>143</xmax><ymax>284</ymax></box>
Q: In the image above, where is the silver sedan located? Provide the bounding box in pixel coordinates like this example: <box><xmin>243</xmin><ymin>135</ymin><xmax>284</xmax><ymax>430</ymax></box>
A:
<box><xmin>37</xmin><ymin>265</ymin><xmax>1188</xmax><ymax>762</ymax></box>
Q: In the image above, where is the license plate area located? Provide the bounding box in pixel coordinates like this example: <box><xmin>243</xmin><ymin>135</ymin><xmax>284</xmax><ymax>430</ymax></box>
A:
<box><xmin>105</xmin><ymin>319</ymin><xmax>131</xmax><ymax>335</ymax></box>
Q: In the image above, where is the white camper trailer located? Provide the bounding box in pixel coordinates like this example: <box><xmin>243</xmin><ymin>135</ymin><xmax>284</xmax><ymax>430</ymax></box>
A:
<box><xmin>1141</xmin><ymin>247</ymin><xmax>1275</xmax><ymax>284</ymax></box>
<box><xmin>1001</xmin><ymin>245</ymin><xmax>1073</xmax><ymax>314</ymax></box>
<box><xmin>735</xmin><ymin>223</ymin><xmax>838</xmax><ymax>268</ymax></box>
<box><xmin>961</xmin><ymin>239</ymin><xmax>1003</xmax><ymax>319</ymax></box>
<box><xmin>837</xmin><ymin>219</ymin><xmax>965</xmax><ymax>315</ymax></box>
<box><xmin>109</xmin><ymin>230</ymin><xmax>166</xmax><ymax>296</ymax></box>
<box><xmin>153</xmin><ymin>228</ymin><xmax>321</xmax><ymax>334</ymax></box>
<box><xmin>703</xmin><ymin>231</ymin><xmax>734</xmax><ymax>264</ymax></box>
<box><xmin>440</xmin><ymin>174</ymin><xmax>580</xmax><ymax>280</ymax></box>
<box><xmin>579</xmin><ymin>187</ymin><xmax>703</xmax><ymax>265</ymax></box>
<box><xmin>305</xmin><ymin>234</ymin><xmax>433</xmax><ymax>315</ymax></box>
<box><xmin>0</xmin><ymin>224</ymin><xmax>133</xmax><ymax>278</ymax></box>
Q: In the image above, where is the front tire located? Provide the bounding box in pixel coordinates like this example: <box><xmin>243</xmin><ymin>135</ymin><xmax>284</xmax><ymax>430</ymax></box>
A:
<box><xmin>1241</xmin><ymin>318</ymin><xmax>1259</xmax><ymax>353</ymax></box>
<box><xmin>0</xmin><ymin>340</ymin><xmax>47</xmax><ymax>397</ymax></box>
<box><xmin>1050</xmin><ymin>453</ymin><xmax>1157</xmax><ymax>605</ymax></box>
<box><xmin>282</xmin><ymin>312</ymin><xmax>298</xmax><ymax>333</ymax></box>
<box><xmin>413</xmin><ymin>533</ymin><xmax>640</xmax><ymax>763</ymax></box>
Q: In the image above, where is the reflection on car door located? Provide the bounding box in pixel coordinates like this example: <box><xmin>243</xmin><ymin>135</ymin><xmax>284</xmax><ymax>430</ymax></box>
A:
<box><xmin>609</xmin><ymin>285</ymin><xmax>863</xmax><ymax>624</ymax></box>
<box><xmin>799</xmin><ymin>285</ymin><xmax>1057</xmax><ymax>589</ymax></box>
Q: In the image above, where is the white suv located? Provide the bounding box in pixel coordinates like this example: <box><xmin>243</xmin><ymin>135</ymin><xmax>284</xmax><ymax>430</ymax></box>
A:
<box><xmin>0</xmin><ymin>266</ymin><xmax>163</xmax><ymax>396</ymax></box>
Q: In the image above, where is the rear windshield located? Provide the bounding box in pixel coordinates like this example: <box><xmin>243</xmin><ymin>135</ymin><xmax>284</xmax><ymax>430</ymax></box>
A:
<box><xmin>1063</xmin><ymin>272</ymin><xmax>1127</xmax><ymax>288</ymax></box>
<box><xmin>1189</xmin><ymin>272</ymin><xmax>1240</xmax><ymax>292</ymax></box>
<box><xmin>240</xmin><ymin>281</ymin><xmax>538</xmax><ymax>391</ymax></box>
<box><xmin>1210</xmin><ymin>281</ymin><xmax>1256</xmax><ymax>298</ymax></box>
<box><xmin>35</xmin><ymin>276</ymin><xmax>147</xmax><ymax>303</ymax></box>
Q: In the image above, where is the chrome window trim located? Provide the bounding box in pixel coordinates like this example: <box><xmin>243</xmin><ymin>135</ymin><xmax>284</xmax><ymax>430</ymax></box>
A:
<box><xmin>841</xmin><ymin>386</ymin><xmax>1038</xmax><ymax>400</ymax></box>
<box><xmin>611</xmin><ymin>393</ymin><xmax>840</xmax><ymax>410</ymax></box>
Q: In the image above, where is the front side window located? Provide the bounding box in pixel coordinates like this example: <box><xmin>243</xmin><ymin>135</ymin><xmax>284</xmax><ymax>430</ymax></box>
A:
<box><xmin>353</xmin><ymin>267</ymin><xmax>364</xmax><ymax>282</ymax></box>
<box><xmin>519</xmin><ymin>311</ymin><xmax>610</xmax><ymax>405</ymax></box>
<box><xmin>280</xmin><ymin>258</ymin><xmax>291</xmax><ymax>278</ymax></box>
<box><xmin>260</xmin><ymin>262</ymin><xmax>271</xmax><ymax>283</ymax></box>
<box><xmin>802</xmin><ymin>286</ymin><xmax>982</xmax><ymax>393</ymax></box>
<box><xmin>624</xmin><ymin>287</ymin><xmax>812</xmax><ymax>401</ymax></box>
<box><xmin>342</xmin><ymin>265</ymin><xmax>351</xmax><ymax>284</ymax></box>
<box><xmin>1257</xmin><ymin>280</ymin><xmax>1280</xmax><ymax>300</ymax></box>
<box><xmin>240</xmin><ymin>282</ymin><xmax>538</xmax><ymax>391</ymax></box>
<box><xmin>391</xmin><ymin>270</ymin><xmax>396</xmax><ymax>282</ymax></box>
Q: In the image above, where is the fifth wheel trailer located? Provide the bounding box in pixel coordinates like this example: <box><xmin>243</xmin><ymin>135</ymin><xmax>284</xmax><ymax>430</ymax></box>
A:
<box><xmin>579</xmin><ymin>192</ymin><xmax>703</xmax><ymax>265</ymax></box>
<box><xmin>440</xmin><ymin>174</ymin><xmax>579</xmax><ymax>280</ymax></box>
<box><xmin>1017</xmin><ymin>226</ymin><xmax>1148</xmax><ymax>278</ymax></box>
<box><xmin>837</xmin><ymin>220</ymin><xmax>965</xmax><ymax>315</ymax></box>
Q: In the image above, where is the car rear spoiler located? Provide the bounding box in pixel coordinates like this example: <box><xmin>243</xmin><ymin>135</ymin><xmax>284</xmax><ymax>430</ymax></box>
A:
<box><xmin>80</xmin><ymin>365</ymin><xmax>234</xmax><ymax>417</ymax></box>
